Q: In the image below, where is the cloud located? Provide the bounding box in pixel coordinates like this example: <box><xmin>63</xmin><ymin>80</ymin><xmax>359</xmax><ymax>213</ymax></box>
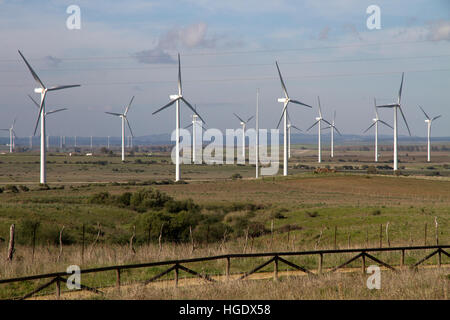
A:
<box><xmin>134</xmin><ymin>22</ymin><xmax>225</xmax><ymax>64</ymax></box>
<box><xmin>44</xmin><ymin>55</ymin><xmax>62</xmax><ymax>68</ymax></box>
<box><xmin>318</xmin><ymin>26</ymin><xmax>330</xmax><ymax>40</ymax></box>
<box><xmin>427</xmin><ymin>20</ymin><xmax>450</xmax><ymax>41</ymax></box>
<box><xmin>134</xmin><ymin>47</ymin><xmax>176</xmax><ymax>64</ymax></box>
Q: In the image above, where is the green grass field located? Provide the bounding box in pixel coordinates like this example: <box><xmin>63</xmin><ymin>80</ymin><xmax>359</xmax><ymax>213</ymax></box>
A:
<box><xmin>0</xmin><ymin>146</ymin><xmax>448</xmax><ymax>299</ymax></box>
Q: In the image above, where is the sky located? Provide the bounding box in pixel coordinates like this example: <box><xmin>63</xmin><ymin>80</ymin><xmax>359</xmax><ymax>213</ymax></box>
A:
<box><xmin>0</xmin><ymin>0</ymin><xmax>449</xmax><ymax>139</ymax></box>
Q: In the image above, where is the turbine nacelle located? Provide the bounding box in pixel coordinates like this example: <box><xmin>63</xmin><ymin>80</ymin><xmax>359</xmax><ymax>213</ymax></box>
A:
<box><xmin>315</xmin><ymin>117</ymin><xmax>321</xmax><ymax>121</ymax></box>
<box><xmin>34</xmin><ymin>88</ymin><xmax>44</xmax><ymax>94</ymax></box>
<box><xmin>373</xmin><ymin>118</ymin><xmax>377</xmax><ymax>122</ymax></box>
<box><xmin>278</xmin><ymin>98</ymin><xmax>288</xmax><ymax>103</ymax></box>
<box><xmin>425</xmin><ymin>119</ymin><xmax>431</xmax><ymax>123</ymax></box>
<box><xmin>170</xmin><ymin>94</ymin><xmax>181</xmax><ymax>100</ymax></box>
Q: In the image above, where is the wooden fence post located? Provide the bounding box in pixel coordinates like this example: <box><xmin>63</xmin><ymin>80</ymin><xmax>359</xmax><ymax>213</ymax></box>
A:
<box><xmin>424</xmin><ymin>223</ymin><xmax>427</xmax><ymax>246</ymax></box>
<box><xmin>401</xmin><ymin>249</ymin><xmax>405</xmax><ymax>268</ymax></box>
<box><xmin>386</xmin><ymin>222</ymin><xmax>390</xmax><ymax>247</ymax></box>
<box><xmin>361</xmin><ymin>253</ymin><xmax>366</xmax><ymax>274</ymax></box>
<box><xmin>175</xmin><ymin>264</ymin><xmax>179</xmax><ymax>287</ymax></box>
<box><xmin>116</xmin><ymin>268</ymin><xmax>121</xmax><ymax>288</ymax></box>
<box><xmin>434</xmin><ymin>217</ymin><xmax>439</xmax><ymax>245</ymax></box>
<box><xmin>334</xmin><ymin>226</ymin><xmax>337</xmax><ymax>249</ymax></box>
<box><xmin>56</xmin><ymin>277</ymin><xmax>61</xmax><ymax>299</ymax></box>
<box><xmin>226</xmin><ymin>257</ymin><xmax>230</xmax><ymax>281</ymax></box>
<box><xmin>31</xmin><ymin>223</ymin><xmax>38</xmax><ymax>263</ymax></box>
<box><xmin>81</xmin><ymin>224</ymin><xmax>85</xmax><ymax>264</ymax></box>
<box><xmin>273</xmin><ymin>256</ymin><xmax>279</xmax><ymax>281</ymax></box>
<box><xmin>379</xmin><ymin>224</ymin><xmax>382</xmax><ymax>248</ymax></box>
<box><xmin>190</xmin><ymin>225</ymin><xmax>195</xmax><ymax>254</ymax></box>
<box><xmin>129</xmin><ymin>225</ymin><xmax>136</xmax><ymax>254</ymax></box>
<box><xmin>7</xmin><ymin>224</ymin><xmax>15</xmax><ymax>261</ymax></box>
<box><xmin>318</xmin><ymin>253</ymin><xmax>323</xmax><ymax>275</ymax></box>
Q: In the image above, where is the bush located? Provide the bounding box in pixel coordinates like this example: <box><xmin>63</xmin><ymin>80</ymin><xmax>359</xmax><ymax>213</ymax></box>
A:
<box><xmin>4</xmin><ymin>185</ymin><xmax>19</xmax><ymax>193</ymax></box>
<box><xmin>305</xmin><ymin>211</ymin><xmax>319</xmax><ymax>218</ymax></box>
<box><xmin>372</xmin><ymin>209</ymin><xmax>381</xmax><ymax>216</ymax></box>
<box><xmin>231</xmin><ymin>173</ymin><xmax>243</xmax><ymax>180</ymax></box>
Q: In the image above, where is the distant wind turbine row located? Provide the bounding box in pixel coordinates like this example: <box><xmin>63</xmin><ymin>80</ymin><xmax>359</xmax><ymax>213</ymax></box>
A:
<box><xmin>11</xmin><ymin>50</ymin><xmax>443</xmax><ymax>183</ymax></box>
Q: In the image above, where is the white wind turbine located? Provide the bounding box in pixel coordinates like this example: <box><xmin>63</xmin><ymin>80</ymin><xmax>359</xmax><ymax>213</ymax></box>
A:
<box><xmin>418</xmin><ymin>106</ymin><xmax>441</xmax><ymax>162</ymax></box>
<box><xmin>306</xmin><ymin>97</ymin><xmax>332</xmax><ymax>163</ymax></box>
<box><xmin>28</xmin><ymin>94</ymin><xmax>68</xmax><ymax>153</ymax></box>
<box><xmin>363</xmin><ymin>98</ymin><xmax>393</xmax><ymax>162</ymax></box>
<box><xmin>376</xmin><ymin>73</ymin><xmax>411</xmax><ymax>171</ymax></box>
<box><xmin>184</xmin><ymin>106</ymin><xmax>206</xmax><ymax>164</ymax></box>
<box><xmin>322</xmin><ymin>111</ymin><xmax>342</xmax><ymax>158</ymax></box>
<box><xmin>275</xmin><ymin>61</ymin><xmax>312</xmax><ymax>175</ymax></box>
<box><xmin>286</xmin><ymin>111</ymin><xmax>302</xmax><ymax>159</ymax></box>
<box><xmin>0</xmin><ymin>118</ymin><xmax>17</xmax><ymax>153</ymax></box>
<box><xmin>152</xmin><ymin>53</ymin><xmax>205</xmax><ymax>182</ymax></box>
<box><xmin>105</xmin><ymin>96</ymin><xmax>135</xmax><ymax>162</ymax></box>
<box><xmin>233</xmin><ymin>113</ymin><xmax>254</xmax><ymax>160</ymax></box>
<box><xmin>19</xmin><ymin>50</ymin><xmax>80</xmax><ymax>184</ymax></box>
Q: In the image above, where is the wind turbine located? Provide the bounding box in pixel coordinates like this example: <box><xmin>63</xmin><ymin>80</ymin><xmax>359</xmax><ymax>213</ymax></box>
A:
<box><xmin>419</xmin><ymin>106</ymin><xmax>441</xmax><ymax>162</ymax></box>
<box><xmin>184</xmin><ymin>105</ymin><xmax>206</xmax><ymax>164</ymax></box>
<box><xmin>18</xmin><ymin>50</ymin><xmax>80</xmax><ymax>184</ymax></box>
<box><xmin>363</xmin><ymin>98</ymin><xmax>393</xmax><ymax>162</ymax></box>
<box><xmin>306</xmin><ymin>97</ymin><xmax>332</xmax><ymax>163</ymax></box>
<box><xmin>275</xmin><ymin>61</ymin><xmax>312</xmax><ymax>175</ymax></box>
<box><xmin>286</xmin><ymin>111</ymin><xmax>302</xmax><ymax>159</ymax></box>
<box><xmin>152</xmin><ymin>53</ymin><xmax>205</xmax><ymax>182</ymax></box>
<box><xmin>105</xmin><ymin>96</ymin><xmax>135</xmax><ymax>162</ymax></box>
<box><xmin>376</xmin><ymin>73</ymin><xmax>411</xmax><ymax>171</ymax></box>
<box><xmin>322</xmin><ymin>111</ymin><xmax>342</xmax><ymax>158</ymax></box>
<box><xmin>28</xmin><ymin>94</ymin><xmax>69</xmax><ymax>151</ymax></box>
<box><xmin>233</xmin><ymin>113</ymin><xmax>254</xmax><ymax>160</ymax></box>
<box><xmin>0</xmin><ymin>118</ymin><xmax>17</xmax><ymax>153</ymax></box>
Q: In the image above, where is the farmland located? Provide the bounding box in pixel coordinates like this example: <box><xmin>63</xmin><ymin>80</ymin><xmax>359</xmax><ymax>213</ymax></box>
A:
<box><xmin>0</xmin><ymin>145</ymin><xmax>448</xmax><ymax>299</ymax></box>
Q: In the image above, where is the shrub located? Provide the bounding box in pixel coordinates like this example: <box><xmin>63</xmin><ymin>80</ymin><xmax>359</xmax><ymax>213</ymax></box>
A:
<box><xmin>231</xmin><ymin>173</ymin><xmax>243</xmax><ymax>180</ymax></box>
<box><xmin>305</xmin><ymin>211</ymin><xmax>319</xmax><ymax>218</ymax></box>
<box><xmin>5</xmin><ymin>185</ymin><xmax>19</xmax><ymax>193</ymax></box>
<box><xmin>372</xmin><ymin>209</ymin><xmax>381</xmax><ymax>216</ymax></box>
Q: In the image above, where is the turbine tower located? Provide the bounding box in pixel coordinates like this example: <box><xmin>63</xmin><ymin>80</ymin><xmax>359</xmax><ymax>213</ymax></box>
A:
<box><xmin>152</xmin><ymin>54</ymin><xmax>205</xmax><ymax>182</ymax></box>
<box><xmin>376</xmin><ymin>73</ymin><xmax>411</xmax><ymax>171</ymax></box>
<box><xmin>275</xmin><ymin>61</ymin><xmax>312</xmax><ymax>175</ymax></box>
<box><xmin>233</xmin><ymin>113</ymin><xmax>254</xmax><ymax>160</ymax></box>
<box><xmin>306</xmin><ymin>97</ymin><xmax>332</xmax><ymax>163</ymax></box>
<box><xmin>363</xmin><ymin>98</ymin><xmax>393</xmax><ymax>162</ymax></box>
<box><xmin>105</xmin><ymin>96</ymin><xmax>135</xmax><ymax>162</ymax></box>
<box><xmin>419</xmin><ymin>106</ymin><xmax>441</xmax><ymax>162</ymax></box>
<box><xmin>322</xmin><ymin>111</ymin><xmax>342</xmax><ymax>158</ymax></box>
<box><xmin>19</xmin><ymin>50</ymin><xmax>80</xmax><ymax>184</ymax></box>
<box><xmin>0</xmin><ymin>118</ymin><xmax>17</xmax><ymax>153</ymax></box>
<box><xmin>286</xmin><ymin>111</ymin><xmax>302</xmax><ymax>159</ymax></box>
<box><xmin>256</xmin><ymin>89</ymin><xmax>259</xmax><ymax>179</ymax></box>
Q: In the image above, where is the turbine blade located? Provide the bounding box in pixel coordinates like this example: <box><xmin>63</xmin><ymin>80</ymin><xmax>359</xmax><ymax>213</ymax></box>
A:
<box><xmin>33</xmin><ymin>91</ymin><xmax>47</xmax><ymax>136</ymax></box>
<box><xmin>376</xmin><ymin>103</ymin><xmax>397</xmax><ymax>108</ymax></box>
<box><xmin>184</xmin><ymin>123</ymin><xmax>193</xmax><ymax>129</ymax></box>
<box><xmin>398</xmin><ymin>106</ymin><xmax>411</xmax><ymax>136</ymax></box>
<box><xmin>317</xmin><ymin>96</ymin><xmax>323</xmax><ymax>118</ymax></box>
<box><xmin>363</xmin><ymin>122</ymin><xmax>376</xmax><ymax>133</ymax></box>
<box><xmin>418</xmin><ymin>106</ymin><xmax>430</xmax><ymax>120</ymax></box>
<box><xmin>432</xmin><ymin>115</ymin><xmax>442</xmax><ymax>121</ymax></box>
<box><xmin>233</xmin><ymin>113</ymin><xmax>245</xmax><ymax>123</ymax></box>
<box><xmin>124</xmin><ymin>96</ymin><xmax>135</xmax><ymax>116</ymax></box>
<box><xmin>28</xmin><ymin>94</ymin><xmax>40</xmax><ymax>109</ymax></box>
<box><xmin>181</xmin><ymin>97</ymin><xmax>206</xmax><ymax>124</ymax></box>
<box><xmin>46</xmin><ymin>108</ymin><xmax>68</xmax><ymax>115</ymax></box>
<box><xmin>125</xmin><ymin>117</ymin><xmax>134</xmax><ymax>137</ymax></box>
<box><xmin>333</xmin><ymin>126</ymin><xmax>342</xmax><ymax>136</ymax></box>
<box><xmin>291</xmin><ymin>125</ymin><xmax>302</xmax><ymax>132</ymax></box>
<box><xmin>276</xmin><ymin>102</ymin><xmax>289</xmax><ymax>129</ymax></box>
<box><xmin>333</xmin><ymin>110</ymin><xmax>336</xmax><ymax>123</ymax></box>
<box><xmin>289</xmin><ymin>99</ymin><xmax>313</xmax><ymax>108</ymax></box>
<box><xmin>398</xmin><ymin>72</ymin><xmax>404</xmax><ymax>104</ymax></box>
<box><xmin>18</xmin><ymin>50</ymin><xmax>45</xmax><ymax>88</ymax></box>
<box><xmin>321</xmin><ymin>126</ymin><xmax>331</xmax><ymax>130</ymax></box>
<box><xmin>105</xmin><ymin>112</ymin><xmax>123</xmax><ymax>116</ymax></box>
<box><xmin>379</xmin><ymin>120</ymin><xmax>393</xmax><ymax>130</ymax></box>
<box><xmin>152</xmin><ymin>99</ymin><xmax>177</xmax><ymax>115</ymax></box>
<box><xmin>322</xmin><ymin>119</ymin><xmax>332</xmax><ymax>126</ymax></box>
<box><xmin>275</xmin><ymin>61</ymin><xmax>289</xmax><ymax>98</ymax></box>
<box><xmin>246</xmin><ymin>115</ymin><xmax>254</xmax><ymax>123</ymax></box>
<box><xmin>47</xmin><ymin>84</ymin><xmax>81</xmax><ymax>91</ymax></box>
<box><xmin>178</xmin><ymin>53</ymin><xmax>182</xmax><ymax>95</ymax></box>
<box><xmin>374</xmin><ymin>98</ymin><xmax>379</xmax><ymax>119</ymax></box>
<box><xmin>306</xmin><ymin>120</ymin><xmax>319</xmax><ymax>132</ymax></box>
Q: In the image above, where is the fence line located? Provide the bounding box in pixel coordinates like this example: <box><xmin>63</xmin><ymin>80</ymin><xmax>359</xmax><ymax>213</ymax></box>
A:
<box><xmin>0</xmin><ymin>244</ymin><xmax>448</xmax><ymax>300</ymax></box>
